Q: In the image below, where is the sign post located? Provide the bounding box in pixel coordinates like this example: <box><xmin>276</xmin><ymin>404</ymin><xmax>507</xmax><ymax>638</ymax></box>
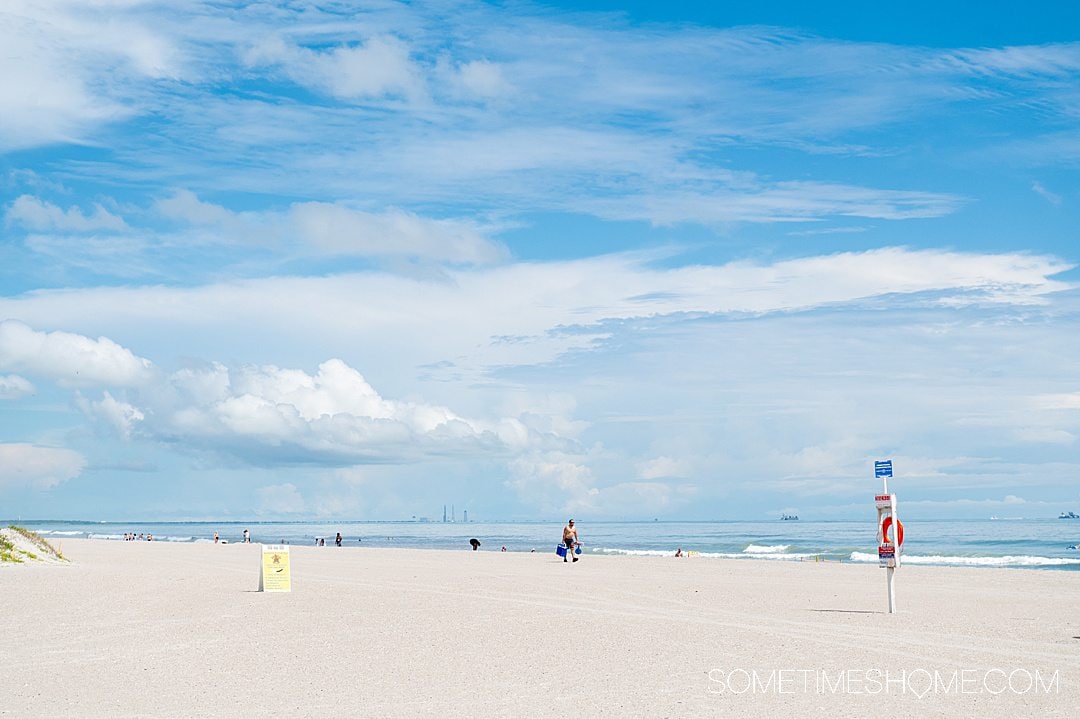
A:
<box><xmin>874</xmin><ymin>460</ymin><xmax>902</xmax><ymax>614</ymax></box>
<box><xmin>258</xmin><ymin>544</ymin><xmax>292</xmax><ymax>592</ymax></box>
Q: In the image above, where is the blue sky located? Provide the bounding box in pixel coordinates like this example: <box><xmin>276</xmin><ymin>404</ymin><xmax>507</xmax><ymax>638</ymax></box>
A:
<box><xmin>1</xmin><ymin>0</ymin><xmax>1078</xmax><ymax>521</ymax></box>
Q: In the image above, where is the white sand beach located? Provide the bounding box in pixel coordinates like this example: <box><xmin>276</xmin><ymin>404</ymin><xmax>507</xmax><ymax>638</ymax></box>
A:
<box><xmin>2</xmin><ymin>539</ymin><xmax>1078</xmax><ymax>718</ymax></box>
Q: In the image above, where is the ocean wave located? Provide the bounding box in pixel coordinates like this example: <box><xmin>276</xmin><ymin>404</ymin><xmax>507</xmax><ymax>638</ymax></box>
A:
<box><xmin>699</xmin><ymin>551</ymin><xmax>821</xmax><ymax>561</ymax></box>
<box><xmin>591</xmin><ymin>547</ymin><xmax>670</xmax><ymax>557</ymax></box>
<box><xmin>38</xmin><ymin>530</ymin><xmax>83</xmax><ymax>536</ymax></box>
<box><xmin>88</xmin><ymin>533</ymin><xmax>125</xmax><ymax>540</ymax></box>
<box><xmin>848</xmin><ymin>552</ymin><xmax>1080</xmax><ymax>567</ymax></box>
<box><xmin>592</xmin><ymin>547</ymin><xmax>820</xmax><ymax>561</ymax></box>
<box><xmin>744</xmin><ymin>544</ymin><xmax>790</xmax><ymax>554</ymax></box>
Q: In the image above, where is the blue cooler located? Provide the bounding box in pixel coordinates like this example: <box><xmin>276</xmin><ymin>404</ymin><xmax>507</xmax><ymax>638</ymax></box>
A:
<box><xmin>556</xmin><ymin>544</ymin><xmax>568</xmax><ymax>557</ymax></box>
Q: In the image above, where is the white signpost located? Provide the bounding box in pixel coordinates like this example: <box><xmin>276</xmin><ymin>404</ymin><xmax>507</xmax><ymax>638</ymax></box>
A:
<box><xmin>874</xmin><ymin>460</ymin><xmax>902</xmax><ymax>614</ymax></box>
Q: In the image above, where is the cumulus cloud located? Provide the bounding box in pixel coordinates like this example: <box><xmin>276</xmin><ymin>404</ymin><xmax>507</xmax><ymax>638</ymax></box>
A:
<box><xmin>0</xmin><ymin>374</ymin><xmax>35</xmax><ymax>400</ymax></box>
<box><xmin>78</xmin><ymin>391</ymin><xmax>145</xmax><ymax>440</ymax></box>
<box><xmin>0</xmin><ymin>443</ymin><xmax>86</xmax><ymax>489</ymax></box>
<box><xmin>6</xmin><ymin>195</ymin><xmax>127</xmax><ymax>232</ymax></box>
<box><xmin>44</xmin><ymin>346</ymin><xmax>563</xmax><ymax>466</ymax></box>
<box><xmin>506</xmin><ymin>452</ymin><xmax>598</xmax><ymax>513</ymax></box>
<box><xmin>0</xmin><ymin>321</ymin><xmax>154</xmax><ymax>388</ymax></box>
<box><xmin>506</xmin><ymin>451</ymin><xmax>699</xmax><ymax>515</ymax></box>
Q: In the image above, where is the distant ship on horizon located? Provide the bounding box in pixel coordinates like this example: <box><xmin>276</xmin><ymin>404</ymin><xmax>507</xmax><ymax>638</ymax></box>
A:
<box><xmin>780</xmin><ymin>514</ymin><xmax>799</xmax><ymax>521</ymax></box>
<box><xmin>1059</xmin><ymin>511</ymin><xmax>1079</xmax><ymax>519</ymax></box>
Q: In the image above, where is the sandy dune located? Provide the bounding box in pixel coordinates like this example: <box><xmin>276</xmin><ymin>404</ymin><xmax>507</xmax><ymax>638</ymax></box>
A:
<box><xmin>2</xmin><ymin>539</ymin><xmax>1077</xmax><ymax>718</ymax></box>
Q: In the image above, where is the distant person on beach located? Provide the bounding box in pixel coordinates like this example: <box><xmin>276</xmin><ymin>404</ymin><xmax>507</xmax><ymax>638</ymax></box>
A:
<box><xmin>335</xmin><ymin>532</ymin><xmax>342</xmax><ymax>547</ymax></box>
<box><xmin>562</xmin><ymin>519</ymin><xmax>579</xmax><ymax>563</ymax></box>
<box><xmin>469</xmin><ymin>538</ymin><xmax>481</xmax><ymax>551</ymax></box>
<box><xmin>213</xmin><ymin>532</ymin><xmax>219</xmax><ymax>544</ymax></box>
<box><xmin>501</xmin><ymin>546</ymin><xmax>507</xmax><ymax>552</ymax></box>
<box><xmin>243</xmin><ymin>529</ymin><xmax>250</xmax><ymax>543</ymax></box>
<box><xmin>675</xmin><ymin>548</ymin><xmax>683</xmax><ymax>557</ymax></box>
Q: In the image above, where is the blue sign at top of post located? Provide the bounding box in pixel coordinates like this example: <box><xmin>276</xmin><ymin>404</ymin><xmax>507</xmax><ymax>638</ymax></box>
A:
<box><xmin>875</xmin><ymin>460</ymin><xmax>893</xmax><ymax>478</ymax></box>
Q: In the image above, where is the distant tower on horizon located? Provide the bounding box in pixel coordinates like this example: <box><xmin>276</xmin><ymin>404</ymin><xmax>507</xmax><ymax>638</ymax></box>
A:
<box><xmin>443</xmin><ymin>505</ymin><xmax>447</xmax><ymax>523</ymax></box>
<box><xmin>463</xmin><ymin>509</ymin><xmax>468</xmax><ymax>523</ymax></box>
<box><xmin>452</xmin><ymin>505</ymin><xmax>456</xmax><ymax>522</ymax></box>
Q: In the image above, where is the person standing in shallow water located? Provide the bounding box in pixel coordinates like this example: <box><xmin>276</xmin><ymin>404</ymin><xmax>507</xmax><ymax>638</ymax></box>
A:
<box><xmin>562</xmin><ymin>519</ymin><xmax>579</xmax><ymax>563</ymax></box>
<box><xmin>335</xmin><ymin>532</ymin><xmax>342</xmax><ymax>547</ymax></box>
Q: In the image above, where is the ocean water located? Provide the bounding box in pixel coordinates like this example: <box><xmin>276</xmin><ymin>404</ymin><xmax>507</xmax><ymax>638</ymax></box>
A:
<box><xmin>13</xmin><ymin>518</ymin><xmax>1080</xmax><ymax>571</ymax></box>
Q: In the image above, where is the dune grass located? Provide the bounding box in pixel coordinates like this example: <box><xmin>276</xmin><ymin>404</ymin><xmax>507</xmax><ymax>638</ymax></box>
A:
<box><xmin>2</xmin><ymin>526</ymin><xmax>65</xmax><ymax>563</ymax></box>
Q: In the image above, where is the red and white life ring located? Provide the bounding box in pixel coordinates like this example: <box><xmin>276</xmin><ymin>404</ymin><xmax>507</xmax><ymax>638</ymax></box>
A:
<box><xmin>881</xmin><ymin>516</ymin><xmax>904</xmax><ymax>546</ymax></box>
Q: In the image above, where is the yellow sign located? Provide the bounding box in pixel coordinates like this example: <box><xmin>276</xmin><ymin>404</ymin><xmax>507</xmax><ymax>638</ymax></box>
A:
<box><xmin>258</xmin><ymin>545</ymin><xmax>291</xmax><ymax>592</ymax></box>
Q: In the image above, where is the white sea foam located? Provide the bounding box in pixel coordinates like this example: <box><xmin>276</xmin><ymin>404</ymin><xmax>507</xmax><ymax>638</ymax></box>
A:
<box><xmin>701</xmin><ymin>551</ymin><xmax>820</xmax><ymax>561</ymax></box>
<box><xmin>848</xmin><ymin>552</ymin><xmax>1080</xmax><ymax>567</ymax></box>
<box><xmin>744</xmin><ymin>544</ymin><xmax>790</xmax><ymax>554</ymax></box>
<box><xmin>593</xmin><ymin>547</ymin><xmax>820</xmax><ymax>561</ymax></box>
<box><xmin>88</xmin><ymin>533</ymin><xmax>125</xmax><ymax>540</ymax></box>
<box><xmin>39</xmin><ymin>530</ymin><xmax>83</xmax><ymax>536</ymax></box>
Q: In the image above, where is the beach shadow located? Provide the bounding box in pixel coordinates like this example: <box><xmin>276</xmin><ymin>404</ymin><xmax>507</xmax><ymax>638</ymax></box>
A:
<box><xmin>810</xmin><ymin>609</ymin><xmax>882</xmax><ymax>615</ymax></box>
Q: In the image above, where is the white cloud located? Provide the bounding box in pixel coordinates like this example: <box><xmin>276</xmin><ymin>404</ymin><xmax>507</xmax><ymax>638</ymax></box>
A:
<box><xmin>0</xmin><ymin>443</ymin><xmax>86</xmax><ymax>489</ymax></box>
<box><xmin>288</xmin><ymin>202</ymin><xmax>506</xmax><ymax>264</ymax></box>
<box><xmin>1031</xmin><ymin>181</ymin><xmax>1062</xmax><ymax>205</ymax></box>
<box><xmin>1033</xmin><ymin>393</ymin><xmax>1080</xmax><ymax>410</ymax></box>
<box><xmin>0</xmin><ymin>249</ymin><xmax>1070</xmax><ymax>390</ymax></box>
<box><xmin>1014</xmin><ymin>427</ymin><xmax>1075</xmax><ymax>444</ymax></box>
<box><xmin>0</xmin><ymin>374</ymin><xmax>35</xmax><ymax>400</ymax></box>
<box><xmin>6</xmin><ymin>195</ymin><xmax>128</xmax><ymax>232</ymax></box>
<box><xmin>0</xmin><ymin>17</ymin><xmax>121</xmax><ymax>150</ymax></box>
<box><xmin>0</xmin><ymin>1</ymin><xmax>179</xmax><ymax>150</ymax></box>
<box><xmin>506</xmin><ymin>450</ymin><xmax>697</xmax><ymax>515</ymax></box>
<box><xmin>583</xmin><ymin>183</ymin><xmax>963</xmax><ymax>224</ymax></box>
<box><xmin>246</xmin><ymin>36</ymin><xmax>424</xmax><ymax>101</ymax></box>
<box><xmin>0</xmin><ymin>320</ymin><xmax>154</xmax><ymax>388</ymax></box>
<box><xmin>506</xmin><ymin>452</ymin><xmax>598</xmax><ymax>514</ymax></box>
<box><xmin>155</xmin><ymin>190</ymin><xmax>506</xmax><ymax>265</ymax></box>
<box><xmin>947</xmin><ymin>44</ymin><xmax>1080</xmax><ymax>77</ymax></box>
<box><xmin>256</xmin><ymin>483</ymin><xmax>306</xmax><ymax>515</ymax></box>
<box><xmin>637</xmin><ymin>456</ymin><xmax>689</xmax><ymax>480</ymax></box>
<box><xmin>453</xmin><ymin>59</ymin><xmax>513</xmax><ymax>98</ymax></box>
<box><xmin>79</xmin><ymin>390</ymin><xmax>145</xmax><ymax>440</ymax></box>
<box><xmin>60</xmin><ymin>354</ymin><xmax>559</xmax><ymax>466</ymax></box>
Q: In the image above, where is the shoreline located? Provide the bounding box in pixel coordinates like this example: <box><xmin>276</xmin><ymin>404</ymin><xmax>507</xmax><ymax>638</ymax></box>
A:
<box><xmin>15</xmin><ymin>536</ymin><xmax>1080</xmax><ymax>578</ymax></box>
<box><xmin>20</xmin><ymin>532</ymin><xmax>1080</xmax><ymax>572</ymax></box>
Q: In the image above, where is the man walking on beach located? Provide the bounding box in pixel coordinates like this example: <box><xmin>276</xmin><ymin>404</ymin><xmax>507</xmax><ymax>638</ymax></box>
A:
<box><xmin>562</xmin><ymin>519</ymin><xmax>579</xmax><ymax>563</ymax></box>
